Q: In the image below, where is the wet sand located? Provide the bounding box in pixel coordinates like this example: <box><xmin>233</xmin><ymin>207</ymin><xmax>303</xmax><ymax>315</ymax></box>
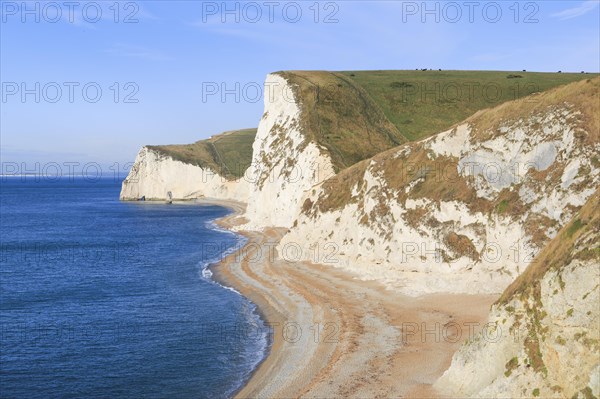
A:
<box><xmin>202</xmin><ymin>199</ymin><xmax>497</xmax><ymax>398</ymax></box>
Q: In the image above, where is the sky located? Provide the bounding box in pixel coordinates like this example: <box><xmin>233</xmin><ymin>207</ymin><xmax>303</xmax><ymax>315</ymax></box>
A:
<box><xmin>1</xmin><ymin>0</ymin><xmax>599</xmax><ymax>173</ymax></box>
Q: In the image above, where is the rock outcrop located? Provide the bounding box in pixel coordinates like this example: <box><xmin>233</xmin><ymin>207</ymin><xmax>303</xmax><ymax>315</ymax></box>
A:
<box><xmin>120</xmin><ymin>127</ymin><xmax>256</xmax><ymax>201</ymax></box>
<box><xmin>435</xmin><ymin>190</ymin><xmax>600</xmax><ymax>398</ymax></box>
<box><xmin>241</xmin><ymin>71</ymin><xmax>407</xmax><ymax>229</ymax></box>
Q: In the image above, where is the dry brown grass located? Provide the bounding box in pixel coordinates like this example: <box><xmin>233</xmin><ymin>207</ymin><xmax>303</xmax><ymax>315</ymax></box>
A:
<box><xmin>279</xmin><ymin>71</ymin><xmax>598</xmax><ymax>173</ymax></box>
<box><xmin>403</xmin><ymin>207</ymin><xmax>428</xmax><ymax>229</ymax></box>
<box><xmin>498</xmin><ymin>189</ymin><xmax>599</xmax><ymax>304</ymax></box>
<box><xmin>278</xmin><ymin>71</ymin><xmax>407</xmax><ymax>172</ymax></box>
<box><xmin>468</xmin><ymin>77</ymin><xmax>600</xmax><ymax>143</ymax></box>
<box><xmin>313</xmin><ymin>140</ymin><xmax>498</xmax><ymax>218</ymax></box>
<box><xmin>316</xmin><ymin>159</ymin><xmax>369</xmax><ymax>213</ymax></box>
<box><xmin>492</xmin><ymin>189</ymin><xmax>525</xmax><ymax>219</ymax></box>
<box><xmin>524</xmin><ymin>213</ymin><xmax>559</xmax><ymax>248</ymax></box>
<box><xmin>444</xmin><ymin>232</ymin><xmax>479</xmax><ymax>261</ymax></box>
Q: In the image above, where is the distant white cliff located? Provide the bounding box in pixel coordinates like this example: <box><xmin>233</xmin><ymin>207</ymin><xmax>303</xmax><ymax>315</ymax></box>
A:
<box><xmin>120</xmin><ymin>146</ymin><xmax>248</xmax><ymax>202</ymax></box>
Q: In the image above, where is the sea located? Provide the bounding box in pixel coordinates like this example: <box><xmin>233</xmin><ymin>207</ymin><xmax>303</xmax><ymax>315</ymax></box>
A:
<box><xmin>0</xmin><ymin>176</ymin><xmax>268</xmax><ymax>398</ymax></box>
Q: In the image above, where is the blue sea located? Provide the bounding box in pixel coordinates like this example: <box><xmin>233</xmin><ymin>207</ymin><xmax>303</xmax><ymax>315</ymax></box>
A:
<box><xmin>0</xmin><ymin>177</ymin><xmax>268</xmax><ymax>398</ymax></box>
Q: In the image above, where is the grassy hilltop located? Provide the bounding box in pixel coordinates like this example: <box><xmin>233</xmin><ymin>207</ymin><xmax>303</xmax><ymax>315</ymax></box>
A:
<box><xmin>340</xmin><ymin>70</ymin><xmax>594</xmax><ymax>141</ymax></box>
<box><xmin>279</xmin><ymin>70</ymin><xmax>595</xmax><ymax>171</ymax></box>
<box><xmin>148</xmin><ymin>128</ymin><xmax>256</xmax><ymax>180</ymax></box>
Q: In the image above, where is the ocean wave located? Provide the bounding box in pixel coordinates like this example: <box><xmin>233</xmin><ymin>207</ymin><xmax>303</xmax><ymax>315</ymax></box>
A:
<box><xmin>197</xmin><ymin>231</ymin><xmax>247</xmax><ymax>296</ymax></box>
<box><xmin>223</xmin><ymin>300</ymin><xmax>270</xmax><ymax>398</ymax></box>
<box><xmin>201</xmin><ymin>216</ymin><xmax>269</xmax><ymax>397</ymax></box>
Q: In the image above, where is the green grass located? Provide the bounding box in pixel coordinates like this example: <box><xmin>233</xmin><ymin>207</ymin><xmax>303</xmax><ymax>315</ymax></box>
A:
<box><xmin>496</xmin><ymin>200</ymin><xmax>509</xmax><ymax>214</ymax></box>
<box><xmin>148</xmin><ymin>128</ymin><xmax>256</xmax><ymax>179</ymax></box>
<box><xmin>338</xmin><ymin>70</ymin><xmax>596</xmax><ymax>141</ymax></box>
<box><xmin>278</xmin><ymin>70</ymin><xmax>594</xmax><ymax>172</ymax></box>
<box><xmin>566</xmin><ymin>219</ymin><xmax>584</xmax><ymax>238</ymax></box>
<box><xmin>504</xmin><ymin>357</ymin><xmax>519</xmax><ymax>377</ymax></box>
<box><xmin>308</xmin><ymin>77</ymin><xmax>599</xmax><ymax>225</ymax></box>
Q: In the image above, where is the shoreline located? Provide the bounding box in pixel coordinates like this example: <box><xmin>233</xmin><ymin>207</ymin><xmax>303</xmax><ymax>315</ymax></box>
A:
<box><xmin>200</xmin><ymin>198</ymin><xmax>498</xmax><ymax>398</ymax></box>
<box><xmin>198</xmin><ymin>199</ymin><xmax>275</xmax><ymax>399</ymax></box>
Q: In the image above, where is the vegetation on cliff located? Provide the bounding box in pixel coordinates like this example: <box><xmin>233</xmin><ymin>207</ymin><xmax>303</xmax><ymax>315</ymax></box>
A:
<box><xmin>148</xmin><ymin>128</ymin><xmax>257</xmax><ymax>180</ymax></box>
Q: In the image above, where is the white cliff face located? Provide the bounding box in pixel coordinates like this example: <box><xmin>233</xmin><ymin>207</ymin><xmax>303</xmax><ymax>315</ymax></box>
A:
<box><xmin>120</xmin><ymin>147</ymin><xmax>248</xmax><ymax>201</ymax></box>
<box><xmin>281</xmin><ymin>196</ymin><xmax>531</xmax><ymax>296</ymax></box>
<box><xmin>280</xmin><ymin>108</ymin><xmax>599</xmax><ymax>296</ymax></box>
<box><xmin>428</xmin><ymin>110</ymin><xmax>596</xmax><ymax>224</ymax></box>
<box><xmin>241</xmin><ymin>73</ymin><xmax>335</xmax><ymax>229</ymax></box>
<box><xmin>436</xmin><ymin>214</ymin><xmax>600</xmax><ymax>399</ymax></box>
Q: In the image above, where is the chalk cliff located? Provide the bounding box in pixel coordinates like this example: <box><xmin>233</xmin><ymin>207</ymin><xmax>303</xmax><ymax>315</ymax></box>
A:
<box><xmin>436</xmin><ymin>190</ymin><xmax>599</xmax><ymax>399</ymax></box>
<box><xmin>119</xmin><ymin>146</ymin><xmax>249</xmax><ymax>201</ymax></box>
<box><xmin>240</xmin><ymin>73</ymin><xmax>336</xmax><ymax>229</ymax></box>
<box><xmin>240</xmin><ymin>70</ymin><xmax>408</xmax><ymax>229</ymax></box>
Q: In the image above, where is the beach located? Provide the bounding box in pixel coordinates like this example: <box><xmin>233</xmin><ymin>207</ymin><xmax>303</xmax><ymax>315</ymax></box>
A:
<box><xmin>206</xmin><ymin>199</ymin><xmax>497</xmax><ymax>398</ymax></box>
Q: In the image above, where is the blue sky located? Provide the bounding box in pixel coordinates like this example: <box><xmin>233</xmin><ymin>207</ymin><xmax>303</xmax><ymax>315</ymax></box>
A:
<box><xmin>1</xmin><ymin>0</ymin><xmax>599</xmax><ymax>171</ymax></box>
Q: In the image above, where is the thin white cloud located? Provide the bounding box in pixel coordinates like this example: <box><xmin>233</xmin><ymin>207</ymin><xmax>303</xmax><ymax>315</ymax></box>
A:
<box><xmin>552</xmin><ymin>0</ymin><xmax>599</xmax><ymax>20</ymax></box>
